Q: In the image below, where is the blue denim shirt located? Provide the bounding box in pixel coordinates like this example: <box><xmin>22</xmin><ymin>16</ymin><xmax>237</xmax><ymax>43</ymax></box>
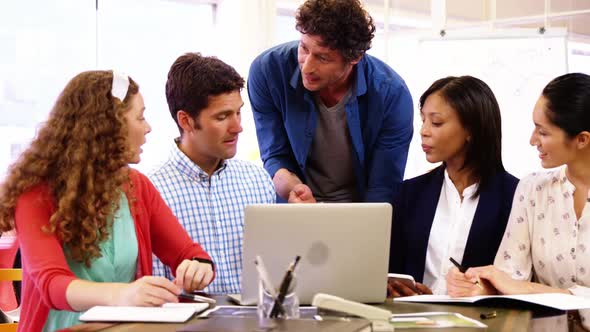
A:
<box><xmin>248</xmin><ymin>41</ymin><xmax>414</xmax><ymax>202</ymax></box>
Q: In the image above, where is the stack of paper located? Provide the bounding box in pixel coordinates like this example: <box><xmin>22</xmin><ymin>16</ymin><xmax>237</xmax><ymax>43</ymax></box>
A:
<box><xmin>79</xmin><ymin>302</ymin><xmax>209</xmax><ymax>323</ymax></box>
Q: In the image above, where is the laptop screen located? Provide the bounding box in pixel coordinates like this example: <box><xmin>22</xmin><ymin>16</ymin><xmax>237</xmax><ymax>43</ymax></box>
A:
<box><xmin>238</xmin><ymin>203</ymin><xmax>392</xmax><ymax>305</ymax></box>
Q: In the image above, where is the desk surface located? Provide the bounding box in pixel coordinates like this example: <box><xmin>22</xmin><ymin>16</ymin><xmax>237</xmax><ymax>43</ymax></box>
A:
<box><xmin>82</xmin><ymin>296</ymin><xmax>532</xmax><ymax>332</ymax></box>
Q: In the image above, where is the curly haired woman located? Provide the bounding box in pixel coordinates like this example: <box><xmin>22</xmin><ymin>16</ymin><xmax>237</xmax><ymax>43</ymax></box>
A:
<box><xmin>0</xmin><ymin>70</ymin><xmax>214</xmax><ymax>331</ymax></box>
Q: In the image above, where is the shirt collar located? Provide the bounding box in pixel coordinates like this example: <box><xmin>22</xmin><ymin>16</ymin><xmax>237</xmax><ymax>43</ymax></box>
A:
<box><xmin>443</xmin><ymin>168</ymin><xmax>478</xmax><ymax>199</ymax></box>
<box><xmin>170</xmin><ymin>138</ymin><xmax>227</xmax><ymax>181</ymax></box>
<box><xmin>559</xmin><ymin>166</ymin><xmax>576</xmax><ymax>195</ymax></box>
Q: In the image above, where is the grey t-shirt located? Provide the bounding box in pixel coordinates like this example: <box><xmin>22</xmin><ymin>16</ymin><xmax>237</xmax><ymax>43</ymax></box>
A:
<box><xmin>306</xmin><ymin>89</ymin><xmax>360</xmax><ymax>202</ymax></box>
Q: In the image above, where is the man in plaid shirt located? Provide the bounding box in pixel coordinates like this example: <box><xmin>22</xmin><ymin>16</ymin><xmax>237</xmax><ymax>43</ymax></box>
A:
<box><xmin>149</xmin><ymin>53</ymin><xmax>275</xmax><ymax>294</ymax></box>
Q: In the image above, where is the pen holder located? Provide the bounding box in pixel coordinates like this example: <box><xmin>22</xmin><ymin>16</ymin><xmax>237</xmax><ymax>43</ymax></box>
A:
<box><xmin>257</xmin><ymin>277</ymin><xmax>300</xmax><ymax>319</ymax></box>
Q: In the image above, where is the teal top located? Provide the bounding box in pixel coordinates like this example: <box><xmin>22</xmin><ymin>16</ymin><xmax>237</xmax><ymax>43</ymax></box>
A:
<box><xmin>43</xmin><ymin>194</ymin><xmax>138</xmax><ymax>332</ymax></box>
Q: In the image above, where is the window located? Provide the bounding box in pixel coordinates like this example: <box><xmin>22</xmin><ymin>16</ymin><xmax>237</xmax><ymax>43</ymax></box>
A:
<box><xmin>98</xmin><ymin>0</ymin><xmax>215</xmax><ymax>173</ymax></box>
<box><xmin>0</xmin><ymin>0</ymin><xmax>95</xmax><ymax>179</ymax></box>
<box><xmin>0</xmin><ymin>0</ymin><xmax>215</xmax><ymax>179</ymax></box>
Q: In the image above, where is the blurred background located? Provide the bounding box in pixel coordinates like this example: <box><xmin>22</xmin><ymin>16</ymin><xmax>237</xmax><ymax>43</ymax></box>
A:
<box><xmin>1</xmin><ymin>0</ymin><xmax>589</xmax><ymax>181</ymax></box>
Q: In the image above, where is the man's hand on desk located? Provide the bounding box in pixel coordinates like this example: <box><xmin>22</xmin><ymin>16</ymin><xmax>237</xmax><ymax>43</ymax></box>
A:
<box><xmin>174</xmin><ymin>259</ymin><xmax>214</xmax><ymax>293</ymax></box>
<box><xmin>387</xmin><ymin>279</ymin><xmax>432</xmax><ymax>298</ymax></box>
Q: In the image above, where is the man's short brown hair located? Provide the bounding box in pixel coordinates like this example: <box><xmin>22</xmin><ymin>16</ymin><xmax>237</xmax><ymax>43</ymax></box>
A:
<box><xmin>166</xmin><ymin>53</ymin><xmax>244</xmax><ymax>133</ymax></box>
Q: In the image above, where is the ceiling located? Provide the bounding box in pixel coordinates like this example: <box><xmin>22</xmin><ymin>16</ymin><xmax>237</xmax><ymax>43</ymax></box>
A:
<box><xmin>363</xmin><ymin>0</ymin><xmax>590</xmax><ymax>36</ymax></box>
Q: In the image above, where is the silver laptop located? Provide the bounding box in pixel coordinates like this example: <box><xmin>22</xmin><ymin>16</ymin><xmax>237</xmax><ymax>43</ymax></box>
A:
<box><xmin>228</xmin><ymin>203</ymin><xmax>392</xmax><ymax>305</ymax></box>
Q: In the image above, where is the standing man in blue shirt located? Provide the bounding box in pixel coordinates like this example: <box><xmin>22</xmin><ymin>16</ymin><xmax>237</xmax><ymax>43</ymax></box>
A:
<box><xmin>150</xmin><ymin>53</ymin><xmax>276</xmax><ymax>294</ymax></box>
<box><xmin>248</xmin><ymin>0</ymin><xmax>414</xmax><ymax>203</ymax></box>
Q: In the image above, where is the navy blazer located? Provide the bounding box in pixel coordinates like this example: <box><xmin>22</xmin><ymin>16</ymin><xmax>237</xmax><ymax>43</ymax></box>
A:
<box><xmin>389</xmin><ymin>165</ymin><xmax>519</xmax><ymax>282</ymax></box>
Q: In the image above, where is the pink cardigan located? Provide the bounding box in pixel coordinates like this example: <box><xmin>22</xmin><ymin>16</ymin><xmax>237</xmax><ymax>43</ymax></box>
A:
<box><xmin>15</xmin><ymin>169</ymin><xmax>213</xmax><ymax>332</ymax></box>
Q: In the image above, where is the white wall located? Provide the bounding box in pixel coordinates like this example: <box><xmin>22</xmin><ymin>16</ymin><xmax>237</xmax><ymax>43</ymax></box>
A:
<box><xmin>0</xmin><ymin>0</ymin><xmax>589</xmax><ymax>182</ymax></box>
<box><xmin>387</xmin><ymin>30</ymin><xmax>568</xmax><ymax>180</ymax></box>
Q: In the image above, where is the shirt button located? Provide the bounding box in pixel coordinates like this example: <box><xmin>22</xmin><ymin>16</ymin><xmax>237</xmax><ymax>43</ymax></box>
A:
<box><xmin>571</xmin><ymin>248</ymin><xmax>576</xmax><ymax>253</ymax></box>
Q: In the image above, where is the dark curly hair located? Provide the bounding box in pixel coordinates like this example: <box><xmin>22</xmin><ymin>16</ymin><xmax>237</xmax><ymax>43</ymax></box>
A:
<box><xmin>296</xmin><ymin>0</ymin><xmax>375</xmax><ymax>62</ymax></box>
<box><xmin>0</xmin><ymin>70</ymin><xmax>139</xmax><ymax>266</ymax></box>
<box><xmin>166</xmin><ymin>52</ymin><xmax>244</xmax><ymax>133</ymax></box>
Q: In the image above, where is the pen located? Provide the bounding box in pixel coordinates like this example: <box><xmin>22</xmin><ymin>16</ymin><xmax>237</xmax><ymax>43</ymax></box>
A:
<box><xmin>255</xmin><ymin>256</ymin><xmax>285</xmax><ymax>316</ymax></box>
<box><xmin>255</xmin><ymin>256</ymin><xmax>279</xmax><ymax>298</ymax></box>
<box><xmin>448</xmin><ymin>257</ymin><xmax>484</xmax><ymax>290</ymax></box>
<box><xmin>270</xmin><ymin>255</ymin><xmax>301</xmax><ymax>318</ymax></box>
<box><xmin>178</xmin><ymin>292</ymin><xmax>217</xmax><ymax>304</ymax></box>
<box><xmin>480</xmin><ymin>310</ymin><xmax>497</xmax><ymax>319</ymax></box>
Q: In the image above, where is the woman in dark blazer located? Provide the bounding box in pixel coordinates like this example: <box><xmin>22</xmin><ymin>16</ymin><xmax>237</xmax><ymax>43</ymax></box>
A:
<box><xmin>388</xmin><ymin>76</ymin><xmax>519</xmax><ymax>297</ymax></box>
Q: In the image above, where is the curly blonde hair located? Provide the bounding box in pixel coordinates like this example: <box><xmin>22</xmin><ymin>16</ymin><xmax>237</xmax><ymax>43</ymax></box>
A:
<box><xmin>0</xmin><ymin>70</ymin><xmax>139</xmax><ymax>266</ymax></box>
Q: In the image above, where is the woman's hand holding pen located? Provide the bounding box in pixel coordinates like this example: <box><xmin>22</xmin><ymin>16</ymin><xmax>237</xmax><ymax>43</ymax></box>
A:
<box><xmin>115</xmin><ymin>276</ymin><xmax>181</xmax><ymax>306</ymax></box>
<box><xmin>446</xmin><ymin>267</ymin><xmax>493</xmax><ymax>297</ymax></box>
<box><xmin>174</xmin><ymin>259</ymin><xmax>214</xmax><ymax>292</ymax></box>
<box><xmin>110</xmin><ymin>260</ymin><xmax>213</xmax><ymax>307</ymax></box>
<box><xmin>463</xmin><ymin>265</ymin><xmax>542</xmax><ymax>296</ymax></box>
<box><xmin>387</xmin><ymin>279</ymin><xmax>432</xmax><ymax>298</ymax></box>
<box><xmin>447</xmin><ymin>264</ymin><xmax>534</xmax><ymax>297</ymax></box>
<box><xmin>449</xmin><ymin>265</ymin><xmax>573</xmax><ymax>297</ymax></box>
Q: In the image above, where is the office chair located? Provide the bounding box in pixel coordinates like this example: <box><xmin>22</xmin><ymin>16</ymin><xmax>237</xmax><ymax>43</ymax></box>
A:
<box><xmin>0</xmin><ymin>268</ymin><xmax>21</xmax><ymax>332</ymax></box>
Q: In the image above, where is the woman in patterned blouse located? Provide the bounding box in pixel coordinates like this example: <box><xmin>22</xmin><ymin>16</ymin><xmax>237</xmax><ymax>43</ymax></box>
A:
<box><xmin>446</xmin><ymin>73</ymin><xmax>590</xmax><ymax>329</ymax></box>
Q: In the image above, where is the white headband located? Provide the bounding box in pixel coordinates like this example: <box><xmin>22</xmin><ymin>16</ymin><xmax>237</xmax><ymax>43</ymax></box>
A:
<box><xmin>111</xmin><ymin>71</ymin><xmax>130</xmax><ymax>101</ymax></box>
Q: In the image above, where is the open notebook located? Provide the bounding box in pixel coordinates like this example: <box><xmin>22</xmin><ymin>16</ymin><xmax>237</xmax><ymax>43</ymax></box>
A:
<box><xmin>394</xmin><ymin>293</ymin><xmax>590</xmax><ymax>311</ymax></box>
<box><xmin>79</xmin><ymin>303</ymin><xmax>209</xmax><ymax>323</ymax></box>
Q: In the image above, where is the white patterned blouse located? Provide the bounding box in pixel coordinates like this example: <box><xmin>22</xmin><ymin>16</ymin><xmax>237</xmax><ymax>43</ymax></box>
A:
<box><xmin>494</xmin><ymin>166</ymin><xmax>590</xmax><ymax>328</ymax></box>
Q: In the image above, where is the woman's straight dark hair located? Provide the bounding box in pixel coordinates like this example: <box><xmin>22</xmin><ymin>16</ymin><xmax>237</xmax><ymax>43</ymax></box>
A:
<box><xmin>541</xmin><ymin>72</ymin><xmax>590</xmax><ymax>138</ymax></box>
<box><xmin>419</xmin><ymin>76</ymin><xmax>504</xmax><ymax>197</ymax></box>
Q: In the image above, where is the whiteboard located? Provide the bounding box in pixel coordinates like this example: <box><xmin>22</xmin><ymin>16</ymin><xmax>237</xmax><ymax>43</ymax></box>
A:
<box><xmin>388</xmin><ymin>30</ymin><xmax>568</xmax><ymax>180</ymax></box>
